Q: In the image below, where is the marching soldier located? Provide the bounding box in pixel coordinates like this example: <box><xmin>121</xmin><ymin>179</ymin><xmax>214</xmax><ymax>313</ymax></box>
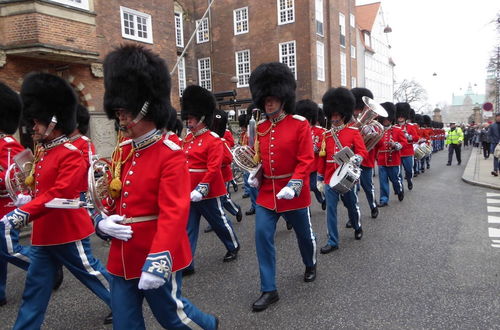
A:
<box><xmin>373</xmin><ymin>102</ymin><xmax>406</xmax><ymax>207</ymax></box>
<box><xmin>95</xmin><ymin>45</ymin><xmax>218</xmax><ymax>329</ymax></box>
<box><xmin>2</xmin><ymin>72</ymin><xmax>112</xmax><ymax>329</ymax></box>
<box><xmin>248</xmin><ymin>62</ymin><xmax>317</xmax><ymax>311</ymax></box>
<box><xmin>395</xmin><ymin>102</ymin><xmax>419</xmax><ymax>190</ymax></box>
<box><xmin>420</xmin><ymin>115</ymin><xmax>433</xmax><ymax>170</ymax></box>
<box><xmin>165</xmin><ymin>107</ymin><xmax>182</xmax><ymax>146</ymax></box>
<box><xmin>317</xmin><ymin>88</ymin><xmax>368</xmax><ymax>254</ymax></box>
<box><xmin>181</xmin><ymin>85</ymin><xmax>240</xmax><ymax>275</ymax></box>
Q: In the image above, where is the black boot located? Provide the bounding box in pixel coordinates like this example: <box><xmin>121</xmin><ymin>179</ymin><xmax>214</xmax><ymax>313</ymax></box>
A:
<box><xmin>354</xmin><ymin>228</ymin><xmax>363</xmax><ymax>240</ymax></box>
<box><xmin>252</xmin><ymin>291</ymin><xmax>279</xmax><ymax>312</ymax></box>
<box><xmin>103</xmin><ymin>312</ymin><xmax>113</xmax><ymax>325</ymax></box>
<box><xmin>371</xmin><ymin>207</ymin><xmax>379</xmax><ymax>219</ymax></box>
<box><xmin>398</xmin><ymin>191</ymin><xmax>404</xmax><ymax>202</ymax></box>
<box><xmin>236</xmin><ymin>207</ymin><xmax>243</xmax><ymax>222</ymax></box>
<box><xmin>223</xmin><ymin>246</ymin><xmax>240</xmax><ymax>262</ymax></box>
<box><xmin>304</xmin><ymin>265</ymin><xmax>316</xmax><ymax>282</ymax></box>
<box><xmin>320</xmin><ymin>244</ymin><xmax>338</xmax><ymax>254</ymax></box>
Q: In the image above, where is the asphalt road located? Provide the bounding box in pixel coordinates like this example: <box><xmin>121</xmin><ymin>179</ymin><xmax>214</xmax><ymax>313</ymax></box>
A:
<box><xmin>2</xmin><ymin>148</ymin><xmax>500</xmax><ymax>329</ymax></box>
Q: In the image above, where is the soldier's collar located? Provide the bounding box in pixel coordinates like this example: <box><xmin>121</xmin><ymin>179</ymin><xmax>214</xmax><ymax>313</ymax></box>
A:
<box><xmin>330</xmin><ymin>124</ymin><xmax>346</xmax><ymax>133</ymax></box>
<box><xmin>43</xmin><ymin>135</ymin><xmax>69</xmax><ymax>150</ymax></box>
<box><xmin>193</xmin><ymin>127</ymin><xmax>209</xmax><ymax>137</ymax></box>
<box><xmin>133</xmin><ymin>129</ymin><xmax>162</xmax><ymax>151</ymax></box>
<box><xmin>269</xmin><ymin>112</ymin><xmax>287</xmax><ymax>124</ymax></box>
<box><xmin>0</xmin><ymin>133</ymin><xmax>6</xmax><ymax>139</ymax></box>
<box><xmin>69</xmin><ymin>133</ymin><xmax>82</xmax><ymax>142</ymax></box>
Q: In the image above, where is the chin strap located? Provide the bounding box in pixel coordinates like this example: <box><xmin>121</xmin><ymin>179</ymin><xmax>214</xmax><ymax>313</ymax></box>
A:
<box><xmin>119</xmin><ymin>101</ymin><xmax>150</xmax><ymax>131</ymax></box>
<box><xmin>43</xmin><ymin>116</ymin><xmax>58</xmax><ymax>138</ymax></box>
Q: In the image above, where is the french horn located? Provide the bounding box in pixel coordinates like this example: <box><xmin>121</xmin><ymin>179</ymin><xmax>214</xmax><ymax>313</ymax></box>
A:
<box><xmin>5</xmin><ymin>149</ymin><xmax>34</xmax><ymax>204</ymax></box>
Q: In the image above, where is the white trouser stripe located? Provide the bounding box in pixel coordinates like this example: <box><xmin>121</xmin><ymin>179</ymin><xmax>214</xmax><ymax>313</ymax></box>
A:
<box><xmin>4</xmin><ymin>227</ymin><xmax>30</xmax><ymax>263</ymax></box>
<box><xmin>354</xmin><ymin>189</ymin><xmax>361</xmax><ymax>228</ymax></box>
<box><xmin>75</xmin><ymin>240</ymin><xmax>110</xmax><ymax>291</ymax></box>
<box><xmin>217</xmin><ymin>197</ymin><xmax>238</xmax><ymax>249</ymax></box>
<box><xmin>307</xmin><ymin>208</ymin><xmax>317</xmax><ymax>265</ymax></box>
<box><xmin>171</xmin><ymin>273</ymin><xmax>203</xmax><ymax>329</ymax></box>
<box><xmin>227</xmin><ymin>195</ymin><xmax>239</xmax><ymax>213</ymax></box>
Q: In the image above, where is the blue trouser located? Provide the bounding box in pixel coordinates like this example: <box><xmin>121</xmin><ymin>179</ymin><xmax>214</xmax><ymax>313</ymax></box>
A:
<box><xmin>186</xmin><ymin>197</ymin><xmax>239</xmax><ymax>270</ymax></box>
<box><xmin>413</xmin><ymin>156</ymin><xmax>420</xmax><ymax>174</ymax></box>
<box><xmin>110</xmin><ymin>272</ymin><xmax>216</xmax><ymax>330</ymax></box>
<box><xmin>13</xmin><ymin>238</ymin><xmax>111</xmax><ymax>330</ymax></box>
<box><xmin>243</xmin><ymin>171</ymin><xmax>258</xmax><ymax>210</ymax></box>
<box><xmin>255</xmin><ymin>205</ymin><xmax>316</xmax><ymax>292</ymax></box>
<box><xmin>378</xmin><ymin>165</ymin><xmax>402</xmax><ymax>204</ymax></box>
<box><xmin>399</xmin><ymin>156</ymin><xmax>414</xmax><ymax>188</ymax></box>
<box><xmin>358</xmin><ymin>166</ymin><xmax>376</xmax><ymax>211</ymax></box>
<box><xmin>0</xmin><ymin>223</ymin><xmax>30</xmax><ymax>301</ymax></box>
<box><xmin>421</xmin><ymin>153</ymin><xmax>431</xmax><ymax>169</ymax></box>
<box><xmin>221</xmin><ymin>182</ymin><xmax>240</xmax><ymax>216</ymax></box>
<box><xmin>325</xmin><ymin>185</ymin><xmax>361</xmax><ymax>248</ymax></box>
<box><xmin>309</xmin><ymin>172</ymin><xmax>325</xmax><ymax>205</ymax></box>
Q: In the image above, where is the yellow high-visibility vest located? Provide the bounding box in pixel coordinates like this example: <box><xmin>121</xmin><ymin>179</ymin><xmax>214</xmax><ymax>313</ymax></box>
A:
<box><xmin>446</xmin><ymin>128</ymin><xmax>463</xmax><ymax>145</ymax></box>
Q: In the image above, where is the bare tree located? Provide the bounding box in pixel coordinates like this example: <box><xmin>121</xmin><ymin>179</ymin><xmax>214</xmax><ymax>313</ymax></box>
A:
<box><xmin>486</xmin><ymin>13</ymin><xmax>500</xmax><ymax>112</ymax></box>
<box><xmin>393</xmin><ymin>79</ymin><xmax>428</xmax><ymax>105</ymax></box>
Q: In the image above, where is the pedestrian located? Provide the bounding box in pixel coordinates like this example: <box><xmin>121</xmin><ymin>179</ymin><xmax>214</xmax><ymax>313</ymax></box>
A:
<box><xmin>488</xmin><ymin>113</ymin><xmax>500</xmax><ymax>176</ymax></box>
<box><xmin>480</xmin><ymin>124</ymin><xmax>491</xmax><ymax>159</ymax></box>
<box><xmin>95</xmin><ymin>44</ymin><xmax>218</xmax><ymax>329</ymax></box>
<box><xmin>247</xmin><ymin>62</ymin><xmax>317</xmax><ymax>311</ymax></box>
<box><xmin>446</xmin><ymin>122</ymin><xmax>464</xmax><ymax>166</ymax></box>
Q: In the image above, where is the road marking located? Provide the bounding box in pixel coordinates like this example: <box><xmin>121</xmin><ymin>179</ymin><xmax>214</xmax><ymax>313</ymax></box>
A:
<box><xmin>487</xmin><ymin>198</ymin><xmax>500</xmax><ymax>204</ymax></box>
<box><xmin>486</xmin><ymin>194</ymin><xmax>500</xmax><ymax>248</ymax></box>
<box><xmin>488</xmin><ymin>216</ymin><xmax>500</xmax><ymax>223</ymax></box>
<box><xmin>492</xmin><ymin>240</ymin><xmax>500</xmax><ymax>243</ymax></box>
<box><xmin>487</xmin><ymin>206</ymin><xmax>500</xmax><ymax>212</ymax></box>
<box><xmin>487</xmin><ymin>193</ymin><xmax>500</xmax><ymax>197</ymax></box>
<box><xmin>491</xmin><ymin>244</ymin><xmax>500</xmax><ymax>248</ymax></box>
<box><xmin>489</xmin><ymin>227</ymin><xmax>500</xmax><ymax>237</ymax></box>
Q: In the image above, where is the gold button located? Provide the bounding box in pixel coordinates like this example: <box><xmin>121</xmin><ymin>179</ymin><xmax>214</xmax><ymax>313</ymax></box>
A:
<box><xmin>125</xmin><ymin>180</ymin><xmax>130</xmax><ymax>185</ymax></box>
<box><xmin>38</xmin><ymin>166</ymin><xmax>41</xmax><ymax>169</ymax></box>
<box><xmin>124</xmin><ymin>192</ymin><xmax>129</xmax><ymax>197</ymax></box>
<box><xmin>128</xmin><ymin>170</ymin><xmax>133</xmax><ymax>175</ymax></box>
<box><xmin>122</xmin><ymin>203</ymin><xmax>127</xmax><ymax>208</ymax></box>
<box><xmin>132</xmin><ymin>161</ymin><xmax>136</xmax><ymax>166</ymax></box>
<box><xmin>135</xmin><ymin>153</ymin><xmax>140</xmax><ymax>157</ymax></box>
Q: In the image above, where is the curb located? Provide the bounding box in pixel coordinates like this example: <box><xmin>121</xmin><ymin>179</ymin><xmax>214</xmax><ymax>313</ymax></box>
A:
<box><xmin>462</xmin><ymin>149</ymin><xmax>500</xmax><ymax>191</ymax></box>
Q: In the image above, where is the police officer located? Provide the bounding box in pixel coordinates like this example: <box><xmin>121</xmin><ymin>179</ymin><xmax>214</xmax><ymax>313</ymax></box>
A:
<box><xmin>446</xmin><ymin>121</ymin><xmax>464</xmax><ymax>166</ymax></box>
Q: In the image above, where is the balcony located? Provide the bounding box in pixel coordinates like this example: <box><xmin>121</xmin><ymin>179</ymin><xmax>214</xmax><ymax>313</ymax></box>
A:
<box><xmin>0</xmin><ymin>0</ymin><xmax>99</xmax><ymax>63</ymax></box>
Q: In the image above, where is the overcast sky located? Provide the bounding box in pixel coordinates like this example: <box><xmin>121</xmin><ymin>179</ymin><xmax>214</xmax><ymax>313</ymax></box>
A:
<box><xmin>356</xmin><ymin>0</ymin><xmax>499</xmax><ymax>108</ymax></box>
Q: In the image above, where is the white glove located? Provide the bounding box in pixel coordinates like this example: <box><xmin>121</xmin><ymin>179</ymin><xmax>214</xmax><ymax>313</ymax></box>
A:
<box><xmin>138</xmin><ymin>271</ymin><xmax>166</xmax><ymax>290</ymax></box>
<box><xmin>190</xmin><ymin>190</ymin><xmax>203</xmax><ymax>202</ymax></box>
<box><xmin>317</xmin><ymin>181</ymin><xmax>325</xmax><ymax>194</ymax></box>
<box><xmin>276</xmin><ymin>186</ymin><xmax>295</xmax><ymax>200</ymax></box>
<box><xmin>97</xmin><ymin>214</ymin><xmax>133</xmax><ymax>241</ymax></box>
<box><xmin>14</xmin><ymin>194</ymin><xmax>32</xmax><ymax>207</ymax></box>
<box><xmin>1</xmin><ymin>215</ymin><xmax>11</xmax><ymax>231</ymax></box>
<box><xmin>349</xmin><ymin>155</ymin><xmax>363</xmax><ymax>167</ymax></box>
<box><xmin>248</xmin><ymin>170</ymin><xmax>260</xmax><ymax>188</ymax></box>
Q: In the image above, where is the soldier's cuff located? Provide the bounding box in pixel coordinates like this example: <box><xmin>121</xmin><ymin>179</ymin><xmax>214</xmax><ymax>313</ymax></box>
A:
<box><xmin>142</xmin><ymin>251</ymin><xmax>172</xmax><ymax>280</ymax></box>
<box><xmin>286</xmin><ymin>179</ymin><xmax>303</xmax><ymax>197</ymax></box>
<box><xmin>94</xmin><ymin>213</ymin><xmax>112</xmax><ymax>241</ymax></box>
<box><xmin>7</xmin><ymin>208</ymin><xmax>30</xmax><ymax>230</ymax></box>
<box><xmin>195</xmin><ymin>183</ymin><xmax>210</xmax><ymax>197</ymax></box>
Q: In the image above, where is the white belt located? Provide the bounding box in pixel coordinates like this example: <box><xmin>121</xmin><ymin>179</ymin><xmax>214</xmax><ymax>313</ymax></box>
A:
<box><xmin>189</xmin><ymin>168</ymin><xmax>208</xmax><ymax>173</ymax></box>
<box><xmin>326</xmin><ymin>160</ymin><xmax>336</xmax><ymax>163</ymax></box>
<box><xmin>121</xmin><ymin>215</ymin><xmax>157</xmax><ymax>224</ymax></box>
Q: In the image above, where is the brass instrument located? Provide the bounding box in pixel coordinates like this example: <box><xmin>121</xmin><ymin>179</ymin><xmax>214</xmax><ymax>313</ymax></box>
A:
<box><xmin>232</xmin><ymin>109</ymin><xmax>262</xmax><ymax>172</ymax></box>
<box><xmin>352</xmin><ymin>96</ymin><xmax>388</xmax><ymax>151</ymax></box>
<box><xmin>87</xmin><ymin>142</ymin><xmax>116</xmax><ymax>215</ymax></box>
<box><xmin>5</xmin><ymin>149</ymin><xmax>34</xmax><ymax>203</ymax></box>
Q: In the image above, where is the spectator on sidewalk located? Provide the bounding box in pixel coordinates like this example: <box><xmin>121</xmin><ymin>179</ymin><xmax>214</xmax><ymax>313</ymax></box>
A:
<box><xmin>488</xmin><ymin>113</ymin><xmax>500</xmax><ymax>176</ymax></box>
<box><xmin>446</xmin><ymin>122</ymin><xmax>464</xmax><ymax>166</ymax></box>
<box><xmin>480</xmin><ymin>124</ymin><xmax>491</xmax><ymax>159</ymax></box>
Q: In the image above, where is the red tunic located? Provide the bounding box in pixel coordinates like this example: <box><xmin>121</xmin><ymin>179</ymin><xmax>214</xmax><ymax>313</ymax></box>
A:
<box><xmin>255</xmin><ymin>115</ymin><xmax>314</xmax><ymax>212</ymax></box>
<box><xmin>374</xmin><ymin>126</ymin><xmax>406</xmax><ymax>166</ymax></box>
<box><xmin>395</xmin><ymin>123</ymin><xmax>419</xmax><ymax>157</ymax></box>
<box><xmin>317</xmin><ymin>126</ymin><xmax>368</xmax><ymax>183</ymax></box>
<box><xmin>221</xmin><ymin>138</ymin><xmax>233</xmax><ymax>183</ymax></box>
<box><xmin>182</xmin><ymin>130</ymin><xmax>226</xmax><ymax>199</ymax></box>
<box><xmin>0</xmin><ymin>135</ymin><xmax>24</xmax><ymax>216</ymax></box>
<box><xmin>70</xmin><ymin>135</ymin><xmax>96</xmax><ymax>193</ymax></box>
<box><xmin>107</xmin><ymin>135</ymin><xmax>192</xmax><ymax>279</ymax></box>
<box><xmin>311</xmin><ymin>125</ymin><xmax>325</xmax><ymax>172</ymax></box>
<box><xmin>223</xmin><ymin>130</ymin><xmax>235</xmax><ymax>148</ymax></box>
<box><xmin>239</xmin><ymin>131</ymin><xmax>249</xmax><ymax>146</ymax></box>
<box><xmin>19</xmin><ymin>138</ymin><xmax>94</xmax><ymax>246</ymax></box>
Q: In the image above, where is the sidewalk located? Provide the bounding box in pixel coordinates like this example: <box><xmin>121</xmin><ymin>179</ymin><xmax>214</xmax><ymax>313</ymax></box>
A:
<box><xmin>462</xmin><ymin>147</ymin><xmax>500</xmax><ymax>190</ymax></box>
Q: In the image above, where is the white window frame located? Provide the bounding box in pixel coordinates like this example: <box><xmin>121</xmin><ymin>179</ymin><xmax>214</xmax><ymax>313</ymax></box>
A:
<box><xmin>315</xmin><ymin>0</ymin><xmax>324</xmax><ymax>36</ymax></box>
<box><xmin>340</xmin><ymin>51</ymin><xmax>347</xmax><ymax>86</ymax></box>
<box><xmin>235</xmin><ymin>49</ymin><xmax>251</xmax><ymax>88</ymax></box>
<box><xmin>196</xmin><ymin>17</ymin><xmax>209</xmax><ymax>44</ymax></box>
<box><xmin>198</xmin><ymin>57</ymin><xmax>212</xmax><ymax>91</ymax></box>
<box><xmin>277</xmin><ymin>0</ymin><xmax>295</xmax><ymax>25</ymax></box>
<box><xmin>175</xmin><ymin>12</ymin><xmax>184</xmax><ymax>47</ymax></box>
<box><xmin>233</xmin><ymin>7</ymin><xmax>249</xmax><ymax>35</ymax></box>
<box><xmin>339</xmin><ymin>12</ymin><xmax>346</xmax><ymax>48</ymax></box>
<box><xmin>49</xmin><ymin>0</ymin><xmax>89</xmax><ymax>10</ymax></box>
<box><xmin>316</xmin><ymin>41</ymin><xmax>325</xmax><ymax>81</ymax></box>
<box><xmin>350</xmin><ymin>13</ymin><xmax>355</xmax><ymax>28</ymax></box>
<box><xmin>279</xmin><ymin>40</ymin><xmax>297</xmax><ymax>80</ymax></box>
<box><xmin>178</xmin><ymin>56</ymin><xmax>186</xmax><ymax>96</ymax></box>
<box><xmin>120</xmin><ymin>6</ymin><xmax>153</xmax><ymax>44</ymax></box>
<box><xmin>351</xmin><ymin>77</ymin><xmax>357</xmax><ymax>88</ymax></box>
<box><xmin>350</xmin><ymin>45</ymin><xmax>356</xmax><ymax>59</ymax></box>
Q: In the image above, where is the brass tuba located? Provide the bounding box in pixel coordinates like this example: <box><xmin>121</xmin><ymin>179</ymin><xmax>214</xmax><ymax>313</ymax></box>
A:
<box><xmin>5</xmin><ymin>149</ymin><xmax>34</xmax><ymax>204</ymax></box>
<box><xmin>87</xmin><ymin>143</ymin><xmax>116</xmax><ymax>216</ymax></box>
<box><xmin>352</xmin><ymin>96</ymin><xmax>388</xmax><ymax>151</ymax></box>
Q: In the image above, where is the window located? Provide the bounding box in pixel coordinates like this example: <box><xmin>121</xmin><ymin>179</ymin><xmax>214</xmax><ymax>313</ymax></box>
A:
<box><xmin>340</xmin><ymin>52</ymin><xmax>346</xmax><ymax>86</ymax></box>
<box><xmin>351</xmin><ymin>77</ymin><xmax>357</xmax><ymax>88</ymax></box>
<box><xmin>175</xmin><ymin>12</ymin><xmax>184</xmax><ymax>47</ymax></box>
<box><xmin>235</xmin><ymin>50</ymin><xmax>251</xmax><ymax>87</ymax></box>
<box><xmin>279</xmin><ymin>41</ymin><xmax>297</xmax><ymax>79</ymax></box>
<box><xmin>350</xmin><ymin>13</ymin><xmax>355</xmax><ymax>28</ymax></box>
<box><xmin>120</xmin><ymin>7</ymin><xmax>153</xmax><ymax>44</ymax></box>
<box><xmin>198</xmin><ymin>58</ymin><xmax>212</xmax><ymax>91</ymax></box>
<box><xmin>277</xmin><ymin>0</ymin><xmax>295</xmax><ymax>25</ymax></box>
<box><xmin>316</xmin><ymin>41</ymin><xmax>325</xmax><ymax>81</ymax></box>
<box><xmin>315</xmin><ymin>0</ymin><xmax>323</xmax><ymax>36</ymax></box>
<box><xmin>339</xmin><ymin>12</ymin><xmax>346</xmax><ymax>47</ymax></box>
<box><xmin>351</xmin><ymin>45</ymin><xmax>356</xmax><ymax>59</ymax></box>
<box><xmin>196</xmin><ymin>18</ymin><xmax>209</xmax><ymax>44</ymax></box>
<box><xmin>50</xmin><ymin>0</ymin><xmax>89</xmax><ymax>10</ymax></box>
<box><xmin>364</xmin><ymin>31</ymin><xmax>371</xmax><ymax>48</ymax></box>
<box><xmin>234</xmin><ymin>7</ymin><xmax>249</xmax><ymax>35</ymax></box>
<box><xmin>178</xmin><ymin>56</ymin><xmax>186</xmax><ymax>96</ymax></box>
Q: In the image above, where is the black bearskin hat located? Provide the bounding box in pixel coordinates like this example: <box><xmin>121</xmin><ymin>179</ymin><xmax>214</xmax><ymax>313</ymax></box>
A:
<box><xmin>379</xmin><ymin>102</ymin><xmax>396</xmax><ymax>124</ymax></box>
<box><xmin>103</xmin><ymin>44</ymin><xmax>171</xmax><ymax>129</ymax></box>
<box><xmin>350</xmin><ymin>87</ymin><xmax>373</xmax><ymax>111</ymax></box>
<box><xmin>0</xmin><ymin>81</ymin><xmax>22</xmax><ymax>134</ymax></box>
<box><xmin>238</xmin><ymin>114</ymin><xmax>248</xmax><ymax>128</ymax></box>
<box><xmin>21</xmin><ymin>72</ymin><xmax>77</xmax><ymax>135</ymax></box>
<box><xmin>180</xmin><ymin>85</ymin><xmax>216</xmax><ymax>125</ymax></box>
<box><xmin>422</xmin><ymin>115</ymin><xmax>431</xmax><ymax>127</ymax></box>
<box><xmin>166</xmin><ymin>106</ymin><xmax>179</xmax><ymax>132</ymax></box>
<box><xmin>76</xmin><ymin>104</ymin><xmax>90</xmax><ymax>135</ymax></box>
<box><xmin>317</xmin><ymin>107</ymin><xmax>326</xmax><ymax>128</ymax></box>
<box><xmin>414</xmin><ymin>114</ymin><xmax>423</xmax><ymax>126</ymax></box>
<box><xmin>210</xmin><ymin>109</ymin><xmax>228</xmax><ymax>137</ymax></box>
<box><xmin>409</xmin><ymin>109</ymin><xmax>416</xmax><ymax>122</ymax></box>
<box><xmin>322</xmin><ymin>87</ymin><xmax>355</xmax><ymax>123</ymax></box>
<box><xmin>295</xmin><ymin>99</ymin><xmax>318</xmax><ymax>125</ymax></box>
<box><xmin>395</xmin><ymin>102</ymin><xmax>411</xmax><ymax>120</ymax></box>
<box><xmin>249</xmin><ymin>62</ymin><xmax>296</xmax><ymax>114</ymax></box>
